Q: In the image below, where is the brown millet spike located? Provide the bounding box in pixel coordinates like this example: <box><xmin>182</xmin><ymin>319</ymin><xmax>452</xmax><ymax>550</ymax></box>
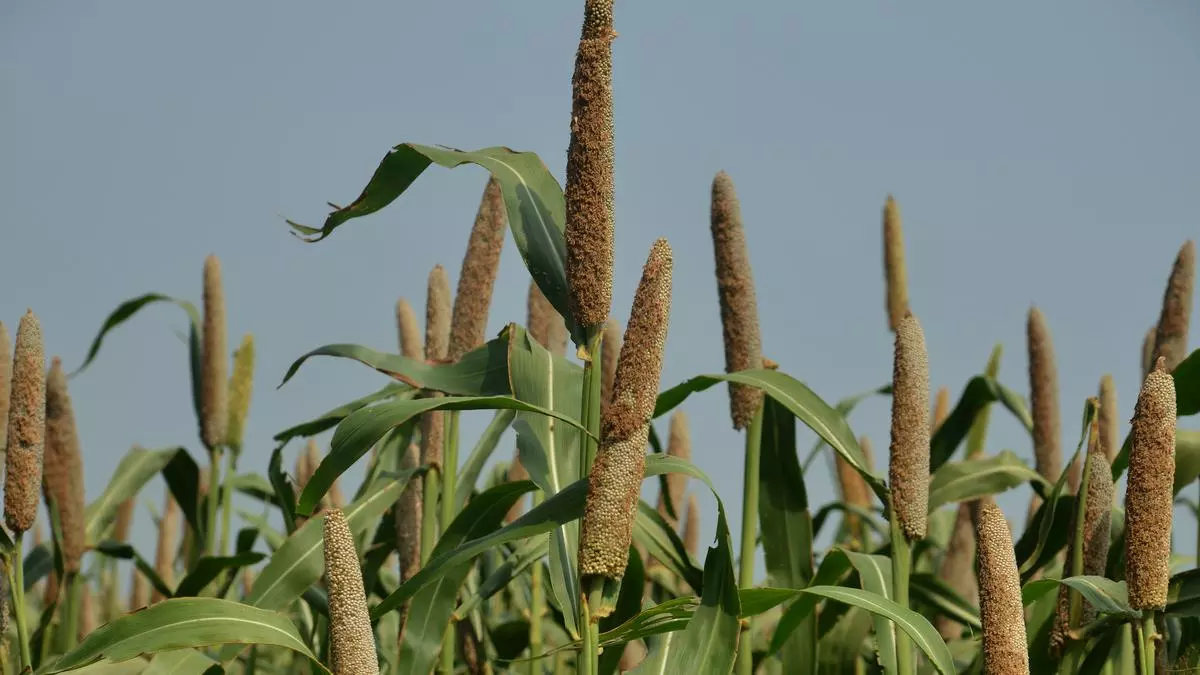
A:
<box><xmin>882</xmin><ymin>195</ymin><xmax>910</xmax><ymax>332</ymax></box>
<box><xmin>5</xmin><ymin>310</ymin><xmax>45</xmax><ymax>534</ymax></box>
<box><xmin>972</xmin><ymin>499</ymin><xmax>1030</xmax><ymax>675</ymax></box>
<box><xmin>834</xmin><ymin>442</ymin><xmax>871</xmax><ymax>538</ymax></box>
<box><xmin>527</xmin><ymin>280</ymin><xmax>568</xmax><ymax>357</ymax></box>
<box><xmin>1028</xmin><ymin>307</ymin><xmax>1074</xmax><ymax>492</ymax></box>
<box><xmin>600</xmin><ymin>318</ymin><xmax>621</xmax><ymax>418</ymax></box>
<box><xmin>225</xmin><ymin>333</ymin><xmax>255</xmax><ymax>451</ymax></box>
<box><xmin>1098</xmin><ymin>375</ymin><xmax>1119</xmax><ymax>464</ymax></box>
<box><xmin>1051</xmin><ymin>420</ymin><xmax>1115</xmax><ymax>654</ymax></box>
<box><xmin>129</xmin><ymin>564</ymin><xmax>149</xmax><ymax>610</ymax></box>
<box><xmin>935</xmin><ymin>503</ymin><xmax>978</xmax><ymax>640</ymax></box>
<box><xmin>200</xmin><ymin>254</ymin><xmax>228</xmax><ymax>450</ymax></box>
<box><xmin>323</xmin><ymin>509</ymin><xmax>380</xmax><ymax>675</ymax></box>
<box><xmin>153</xmin><ymin>490</ymin><xmax>180</xmax><ymax>603</ymax></box>
<box><xmin>421</xmin><ymin>265</ymin><xmax>452</xmax><ymax>472</ymax></box>
<box><xmin>683</xmin><ymin>493</ymin><xmax>700</xmax><ymax>558</ymax></box>
<box><xmin>662</xmin><ymin>410</ymin><xmax>691</xmax><ymax>521</ymax></box>
<box><xmin>504</xmin><ymin>451</ymin><xmax>530</xmax><ymax>524</ymax></box>
<box><xmin>394</xmin><ymin>443</ymin><xmax>422</xmax><ymax>585</ymax></box>
<box><xmin>580</xmin><ymin>239</ymin><xmax>673</xmax><ymax>581</ymax></box>
<box><xmin>564</xmin><ymin>0</ymin><xmax>616</xmax><ymax>329</ymax></box>
<box><xmin>79</xmin><ymin>587</ymin><xmax>96</xmax><ymax>640</ymax></box>
<box><xmin>710</xmin><ymin>171</ymin><xmax>765</xmax><ymax>431</ymax></box>
<box><xmin>44</xmin><ymin>568</ymin><xmax>59</xmax><ymax>607</ymax></box>
<box><xmin>1124</xmin><ymin>358</ymin><xmax>1176</xmax><ymax>610</ymax></box>
<box><xmin>1152</xmin><ymin>240</ymin><xmax>1195</xmax><ymax>372</ymax></box>
<box><xmin>43</xmin><ymin>358</ymin><xmax>86</xmax><ymax>574</ymax></box>
<box><xmin>0</xmin><ymin>322</ymin><xmax>10</xmax><ymax>463</ymax></box>
<box><xmin>448</xmin><ymin>178</ymin><xmax>507</xmax><ymax>361</ymax></box>
<box><xmin>932</xmin><ymin>386</ymin><xmax>950</xmax><ymax>433</ymax></box>
<box><xmin>888</xmin><ymin>313</ymin><xmax>930</xmax><ymax>541</ymax></box>
<box><xmin>395</xmin><ymin>298</ymin><xmax>422</xmax><ymax>360</ymax></box>
<box><xmin>114</xmin><ymin>498</ymin><xmax>135</xmax><ymax>542</ymax></box>
<box><xmin>1142</xmin><ymin>325</ymin><xmax>1157</xmax><ymax>380</ymax></box>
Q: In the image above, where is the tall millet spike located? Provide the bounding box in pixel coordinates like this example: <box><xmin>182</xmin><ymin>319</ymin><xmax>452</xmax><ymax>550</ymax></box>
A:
<box><xmin>305</xmin><ymin>439</ymin><xmax>344</xmax><ymax>510</ymax></box>
<box><xmin>152</xmin><ymin>489</ymin><xmax>180</xmax><ymax>603</ymax></box>
<box><xmin>972</xmin><ymin>498</ymin><xmax>1030</xmax><ymax>675</ymax></box>
<box><xmin>931</xmin><ymin>386</ymin><xmax>950</xmax><ymax>433</ymax></box>
<box><xmin>393</xmin><ymin>443</ymin><xmax>422</xmax><ymax>638</ymax></box>
<box><xmin>835</xmin><ymin>436</ymin><xmax>872</xmax><ymax>544</ymax></box>
<box><xmin>527</xmin><ymin>280</ymin><xmax>568</xmax><ymax>357</ymax></box>
<box><xmin>1125</xmin><ymin>357</ymin><xmax>1176</xmax><ymax>610</ymax></box>
<box><xmin>0</xmin><ymin>322</ymin><xmax>10</xmax><ymax>465</ymax></box>
<box><xmin>888</xmin><ymin>313</ymin><xmax>930</xmax><ymax>540</ymax></box>
<box><xmin>882</xmin><ymin>195</ymin><xmax>910</xmax><ymax>332</ymax></box>
<box><xmin>563</xmin><ymin>0</ymin><xmax>616</xmax><ymax>329</ymax></box>
<box><xmin>43</xmin><ymin>358</ymin><xmax>86</xmax><ymax>575</ymax></box>
<box><xmin>1098</xmin><ymin>375</ymin><xmax>1119</xmax><ymax>464</ymax></box>
<box><xmin>1151</xmin><ymin>240</ymin><xmax>1195</xmax><ymax>371</ymax></box>
<box><xmin>683</xmin><ymin>493</ymin><xmax>700</xmax><ymax>559</ymax></box>
<box><xmin>710</xmin><ymin>171</ymin><xmax>764</xmax><ymax>430</ymax></box>
<box><xmin>599</xmin><ymin>318</ymin><xmax>621</xmax><ymax>417</ymax></box>
<box><xmin>1051</xmin><ymin>420</ymin><xmax>1114</xmax><ymax>654</ymax></box>
<box><xmin>395</xmin><ymin>298</ymin><xmax>423</xmax><ymax>360</ymax></box>
<box><xmin>935</xmin><ymin>506</ymin><xmax>977</xmax><ymax>641</ymax></box>
<box><xmin>1028</xmin><ymin>307</ymin><xmax>1076</xmax><ymax>493</ymax></box>
<box><xmin>1142</xmin><ymin>325</ymin><xmax>1157</xmax><ymax>380</ymax></box>
<box><xmin>200</xmin><ymin>254</ymin><xmax>227</xmax><ymax>450</ymax></box>
<box><xmin>225</xmin><ymin>333</ymin><xmax>255</xmax><ymax>452</ymax></box>
<box><xmin>448</xmin><ymin>177</ymin><xmax>507</xmax><ymax>361</ymax></box>
<box><xmin>655</xmin><ymin>410</ymin><xmax>691</xmax><ymax>525</ymax></box>
<box><xmin>114</xmin><ymin>498</ymin><xmax>135</xmax><ymax>543</ymax></box>
<box><xmin>5</xmin><ymin>310</ymin><xmax>45</xmax><ymax>534</ymax></box>
<box><xmin>421</xmin><ymin>265</ymin><xmax>452</xmax><ymax>474</ymax></box>
<box><xmin>129</xmin><ymin>565</ymin><xmax>149</xmax><ymax>610</ymax></box>
<box><xmin>324</xmin><ymin>508</ymin><xmax>380</xmax><ymax>675</ymax></box>
<box><xmin>580</xmin><ymin>239</ymin><xmax>672</xmax><ymax>582</ymax></box>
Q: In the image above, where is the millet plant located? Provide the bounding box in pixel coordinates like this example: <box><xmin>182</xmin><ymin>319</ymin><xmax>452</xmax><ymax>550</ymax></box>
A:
<box><xmin>2</xmin><ymin>1</ymin><xmax>1200</xmax><ymax>674</ymax></box>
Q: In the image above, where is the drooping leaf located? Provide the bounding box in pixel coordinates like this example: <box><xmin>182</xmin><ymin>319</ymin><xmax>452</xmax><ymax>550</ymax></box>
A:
<box><xmin>632</xmin><ymin>501</ymin><xmax>704</xmax><ymax>593</ymax></box>
<box><xmin>909</xmin><ymin>573</ymin><xmax>982</xmax><ymax>631</ymax></box>
<box><xmin>44</xmin><ymin>598</ymin><xmax>325</xmax><ymax>675</ymax></box>
<box><xmin>278</xmin><ymin>336</ymin><xmax>511</xmax><ymax>397</ymax></box>
<box><xmin>298</xmin><ymin>393</ymin><xmax>589</xmax><ymax>515</ymax></box>
<box><xmin>85</xmin><ymin>446</ymin><xmax>195</xmax><ymax>544</ymax></box>
<box><xmin>142</xmin><ymin>650</ymin><xmax>219</xmax><ymax>675</ymax></box>
<box><xmin>801</xmin><ymin>384</ymin><xmax>891</xmax><ymax>472</ymax></box>
<box><xmin>455</xmin><ymin>409</ymin><xmax>517</xmax><ymax>510</ymax></box>
<box><xmin>173</xmin><ymin>552</ymin><xmax>266</xmax><ymax>597</ymax></box>
<box><xmin>284</xmin><ymin>143</ymin><xmax>580</xmax><ymax>342</ymax></box>
<box><xmin>597</xmin><ymin>548</ymin><xmax>648</xmax><ymax>675</ymax></box>
<box><xmin>273</xmin><ymin>382</ymin><xmax>411</xmax><ymax>445</ymax></box>
<box><xmin>927</xmin><ymin>449</ymin><xmax>1050</xmax><ymax>512</ymax></box>
<box><xmin>1055</xmin><ymin>576</ymin><xmax>1138</xmax><ymax>618</ymax></box>
<box><xmin>93</xmin><ymin>541</ymin><xmax>174</xmax><ymax>600</ymax></box>
<box><xmin>655</xmin><ymin>370</ymin><xmax>886</xmax><ymax>501</ymax></box>
<box><xmin>1168</xmin><ymin>568</ymin><xmax>1200</xmax><ymax>617</ymax></box>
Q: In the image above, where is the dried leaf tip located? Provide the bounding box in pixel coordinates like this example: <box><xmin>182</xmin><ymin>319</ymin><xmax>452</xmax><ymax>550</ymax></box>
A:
<box><xmin>1027</xmin><ymin>306</ymin><xmax>1070</xmax><ymax>491</ymax></box>
<box><xmin>324</xmin><ymin>509</ymin><xmax>380</xmax><ymax>675</ymax></box>
<box><xmin>711</xmin><ymin>171</ymin><xmax>764</xmax><ymax>430</ymax></box>
<box><xmin>564</xmin><ymin>0</ymin><xmax>616</xmax><ymax>328</ymax></box>
<box><xmin>43</xmin><ymin>357</ymin><xmax>86</xmax><ymax>574</ymax></box>
<box><xmin>225</xmin><ymin>333</ymin><xmax>255</xmax><ymax>452</ymax></box>
<box><xmin>0</xmin><ymin>322</ymin><xmax>10</xmax><ymax>465</ymax></box>
<box><xmin>200</xmin><ymin>254</ymin><xmax>228</xmax><ymax>450</ymax></box>
<box><xmin>395</xmin><ymin>298</ymin><xmax>422</xmax><ymax>360</ymax></box>
<box><xmin>527</xmin><ymin>280</ymin><xmax>568</xmax><ymax>357</ymax></box>
<box><xmin>580</xmin><ymin>239</ymin><xmax>673</xmax><ymax>582</ymax></box>
<box><xmin>1151</xmin><ymin>240</ymin><xmax>1195</xmax><ymax>372</ymax></box>
<box><xmin>449</xmin><ymin>178</ymin><xmax>506</xmax><ymax>361</ymax></box>
<box><xmin>1124</xmin><ymin>357</ymin><xmax>1176</xmax><ymax>610</ymax></box>
<box><xmin>883</xmin><ymin>195</ymin><xmax>910</xmax><ymax>332</ymax></box>
<box><xmin>972</xmin><ymin>499</ymin><xmax>1030</xmax><ymax>675</ymax></box>
<box><xmin>5</xmin><ymin>309</ymin><xmax>45</xmax><ymax>534</ymax></box>
<box><xmin>888</xmin><ymin>313</ymin><xmax>930</xmax><ymax>540</ymax></box>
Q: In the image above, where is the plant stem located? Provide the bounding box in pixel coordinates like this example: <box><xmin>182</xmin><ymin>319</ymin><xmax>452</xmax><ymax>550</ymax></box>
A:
<box><xmin>205</xmin><ymin>446</ymin><xmax>222</xmax><ymax>557</ymax></box>
<box><xmin>1142</xmin><ymin>613</ymin><xmax>1158</xmax><ymax>675</ymax></box>
<box><xmin>581</xmin><ymin>328</ymin><xmax>604</xmax><ymax>477</ymax></box>
<box><xmin>438</xmin><ymin>411</ymin><xmax>461</xmax><ymax>675</ymax></box>
<box><xmin>529</xmin><ymin>492</ymin><xmax>546</xmax><ymax>675</ymax></box>
<box><xmin>220</xmin><ymin>451</ymin><xmax>237</xmax><ymax>558</ymax></box>
<box><xmin>9</xmin><ymin>541</ymin><xmax>31</xmax><ymax>671</ymax></box>
<box><xmin>579</xmin><ymin>581</ymin><xmax>602</xmax><ymax>675</ymax></box>
<box><xmin>735</xmin><ymin>404</ymin><xmax>765</xmax><ymax>675</ymax></box>
<box><xmin>889</xmin><ymin>501</ymin><xmax>914</xmax><ymax>675</ymax></box>
<box><xmin>1132</xmin><ymin>618</ymin><xmax>1150</xmax><ymax>675</ymax></box>
<box><xmin>58</xmin><ymin>573</ymin><xmax>82</xmax><ymax>652</ymax></box>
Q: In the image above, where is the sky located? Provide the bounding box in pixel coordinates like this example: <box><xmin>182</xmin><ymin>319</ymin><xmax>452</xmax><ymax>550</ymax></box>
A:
<box><xmin>2</xmin><ymin>1</ymin><xmax>1199</xmax><ymax>590</ymax></box>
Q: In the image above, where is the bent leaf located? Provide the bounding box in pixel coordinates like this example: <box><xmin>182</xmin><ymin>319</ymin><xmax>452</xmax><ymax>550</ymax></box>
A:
<box><xmin>927</xmin><ymin>449</ymin><xmax>1049</xmax><ymax>512</ymax></box>
<box><xmin>930</xmin><ymin>375</ymin><xmax>1032</xmax><ymax>473</ymax></box>
<box><xmin>44</xmin><ymin>598</ymin><xmax>325</xmax><ymax>675</ymax></box>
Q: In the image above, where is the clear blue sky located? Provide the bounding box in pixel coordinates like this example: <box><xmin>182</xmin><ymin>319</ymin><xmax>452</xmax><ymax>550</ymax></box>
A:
<box><xmin>2</xmin><ymin>1</ymin><xmax>1199</xmax><ymax>583</ymax></box>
